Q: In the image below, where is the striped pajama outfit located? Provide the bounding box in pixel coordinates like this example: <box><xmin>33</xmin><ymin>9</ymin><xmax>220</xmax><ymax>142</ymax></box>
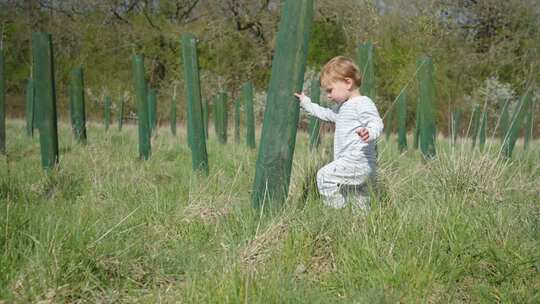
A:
<box><xmin>300</xmin><ymin>95</ymin><xmax>384</xmax><ymax>210</ymax></box>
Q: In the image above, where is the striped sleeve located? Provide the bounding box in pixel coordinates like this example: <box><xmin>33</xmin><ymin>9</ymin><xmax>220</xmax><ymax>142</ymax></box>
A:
<box><xmin>300</xmin><ymin>96</ymin><xmax>337</xmax><ymax>122</ymax></box>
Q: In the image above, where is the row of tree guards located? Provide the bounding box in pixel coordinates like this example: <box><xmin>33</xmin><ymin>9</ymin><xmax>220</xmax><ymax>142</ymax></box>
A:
<box><xmin>0</xmin><ymin>0</ymin><xmax>536</xmax><ymax>209</ymax></box>
<box><xmin>447</xmin><ymin>90</ymin><xmax>536</xmax><ymax>155</ymax></box>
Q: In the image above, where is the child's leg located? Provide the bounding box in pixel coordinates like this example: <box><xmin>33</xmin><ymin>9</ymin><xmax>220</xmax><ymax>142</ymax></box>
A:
<box><xmin>316</xmin><ymin>160</ymin><xmax>371</xmax><ymax>209</ymax></box>
<box><xmin>316</xmin><ymin>161</ymin><xmax>347</xmax><ymax>208</ymax></box>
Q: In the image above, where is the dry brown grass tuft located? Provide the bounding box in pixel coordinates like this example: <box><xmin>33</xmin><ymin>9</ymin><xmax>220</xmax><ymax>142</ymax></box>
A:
<box><xmin>239</xmin><ymin>219</ymin><xmax>290</xmax><ymax>273</ymax></box>
<box><xmin>307</xmin><ymin>233</ymin><xmax>337</xmax><ymax>278</ymax></box>
<box><xmin>182</xmin><ymin>200</ymin><xmax>231</xmax><ymax>223</ymax></box>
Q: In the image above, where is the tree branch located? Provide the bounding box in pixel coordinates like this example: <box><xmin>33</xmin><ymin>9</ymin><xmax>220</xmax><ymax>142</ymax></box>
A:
<box><xmin>143</xmin><ymin>8</ymin><xmax>160</xmax><ymax>29</ymax></box>
<box><xmin>175</xmin><ymin>0</ymin><xmax>200</xmax><ymax>23</ymax></box>
<box><xmin>224</xmin><ymin>0</ymin><xmax>267</xmax><ymax>44</ymax></box>
<box><xmin>34</xmin><ymin>0</ymin><xmax>77</xmax><ymax>20</ymax></box>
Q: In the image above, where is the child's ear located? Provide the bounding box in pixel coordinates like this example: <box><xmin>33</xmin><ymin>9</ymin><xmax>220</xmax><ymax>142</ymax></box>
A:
<box><xmin>344</xmin><ymin>78</ymin><xmax>354</xmax><ymax>90</ymax></box>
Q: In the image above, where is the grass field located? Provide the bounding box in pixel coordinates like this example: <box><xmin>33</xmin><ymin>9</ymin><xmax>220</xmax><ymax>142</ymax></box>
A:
<box><xmin>1</xmin><ymin>119</ymin><xmax>539</xmax><ymax>303</ymax></box>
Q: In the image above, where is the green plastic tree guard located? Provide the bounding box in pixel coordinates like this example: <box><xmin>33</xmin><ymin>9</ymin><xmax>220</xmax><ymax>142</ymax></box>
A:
<box><xmin>523</xmin><ymin>100</ymin><xmax>534</xmax><ymax>150</ymax></box>
<box><xmin>243</xmin><ymin>81</ymin><xmax>256</xmax><ymax>149</ymax></box>
<box><xmin>396</xmin><ymin>90</ymin><xmax>407</xmax><ymax>152</ymax></box>
<box><xmin>222</xmin><ymin>92</ymin><xmax>229</xmax><ymax>143</ymax></box>
<box><xmin>308</xmin><ymin>79</ymin><xmax>321</xmax><ymax>151</ymax></box>
<box><xmin>413</xmin><ymin>102</ymin><xmax>421</xmax><ymax>150</ymax></box>
<box><xmin>502</xmin><ymin>90</ymin><xmax>532</xmax><ymax>158</ymax></box>
<box><xmin>181</xmin><ymin>33</ymin><xmax>208</xmax><ymax>174</ymax></box>
<box><xmin>451</xmin><ymin>108</ymin><xmax>462</xmax><ymax>145</ymax></box>
<box><xmin>416</xmin><ymin>57</ymin><xmax>436</xmax><ymax>159</ymax></box>
<box><xmin>499</xmin><ymin>97</ymin><xmax>510</xmax><ymax>140</ymax></box>
<box><xmin>214</xmin><ymin>91</ymin><xmax>228</xmax><ymax>144</ymax></box>
<box><xmin>170</xmin><ymin>92</ymin><xmax>177</xmax><ymax>135</ymax></box>
<box><xmin>118</xmin><ymin>95</ymin><xmax>124</xmax><ymax>131</ymax></box>
<box><xmin>478</xmin><ymin>109</ymin><xmax>487</xmax><ymax>151</ymax></box>
<box><xmin>470</xmin><ymin>104</ymin><xmax>481</xmax><ymax>148</ymax></box>
<box><xmin>251</xmin><ymin>0</ymin><xmax>314</xmax><ymax>209</ymax></box>
<box><xmin>212</xmin><ymin>95</ymin><xmax>218</xmax><ymax>140</ymax></box>
<box><xmin>148</xmin><ymin>88</ymin><xmax>157</xmax><ymax>134</ymax></box>
<box><xmin>133</xmin><ymin>54</ymin><xmax>151</xmax><ymax>160</ymax></box>
<box><xmin>70</xmin><ymin>68</ymin><xmax>87</xmax><ymax>144</ymax></box>
<box><xmin>357</xmin><ymin>42</ymin><xmax>375</xmax><ymax>99</ymax></box>
<box><xmin>32</xmin><ymin>33</ymin><xmax>59</xmax><ymax>168</ymax></box>
<box><xmin>234</xmin><ymin>97</ymin><xmax>241</xmax><ymax>143</ymax></box>
<box><xmin>385</xmin><ymin>106</ymin><xmax>393</xmax><ymax>140</ymax></box>
<box><xmin>26</xmin><ymin>79</ymin><xmax>35</xmax><ymax>137</ymax></box>
<box><xmin>202</xmin><ymin>98</ymin><xmax>209</xmax><ymax>139</ymax></box>
<box><xmin>69</xmin><ymin>78</ymin><xmax>75</xmax><ymax>135</ymax></box>
<box><xmin>104</xmin><ymin>95</ymin><xmax>112</xmax><ymax>131</ymax></box>
<box><xmin>0</xmin><ymin>49</ymin><xmax>4</xmax><ymax>154</ymax></box>
<box><xmin>186</xmin><ymin>93</ymin><xmax>194</xmax><ymax>148</ymax></box>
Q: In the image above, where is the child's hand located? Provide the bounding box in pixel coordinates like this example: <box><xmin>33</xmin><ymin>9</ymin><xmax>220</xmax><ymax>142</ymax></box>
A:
<box><xmin>356</xmin><ymin>128</ymin><xmax>369</xmax><ymax>142</ymax></box>
<box><xmin>294</xmin><ymin>92</ymin><xmax>307</xmax><ymax>102</ymax></box>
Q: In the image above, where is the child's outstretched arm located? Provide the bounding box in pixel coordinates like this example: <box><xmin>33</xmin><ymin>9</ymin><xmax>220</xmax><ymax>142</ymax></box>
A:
<box><xmin>294</xmin><ymin>92</ymin><xmax>337</xmax><ymax>122</ymax></box>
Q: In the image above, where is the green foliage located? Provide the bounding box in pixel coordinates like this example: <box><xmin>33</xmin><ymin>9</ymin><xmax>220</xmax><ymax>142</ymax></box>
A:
<box><xmin>376</xmin><ymin>24</ymin><xmax>419</xmax><ymax>127</ymax></box>
<box><xmin>357</xmin><ymin>42</ymin><xmax>375</xmax><ymax>99</ymax></box>
<box><xmin>1</xmin><ymin>19</ymin><xmax>31</xmax><ymax>93</ymax></box>
<box><xmin>198</xmin><ymin>30</ymin><xmax>268</xmax><ymax>90</ymax></box>
<box><xmin>0</xmin><ymin>0</ymin><xmax>537</xmax><ymax>137</ymax></box>
<box><xmin>307</xmin><ymin>21</ymin><xmax>347</xmax><ymax>67</ymax></box>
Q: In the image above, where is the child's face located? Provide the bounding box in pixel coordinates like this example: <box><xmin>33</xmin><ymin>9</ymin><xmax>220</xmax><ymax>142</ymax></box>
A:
<box><xmin>323</xmin><ymin>79</ymin><xmax>353</xmax><ymax>104</ymax></box>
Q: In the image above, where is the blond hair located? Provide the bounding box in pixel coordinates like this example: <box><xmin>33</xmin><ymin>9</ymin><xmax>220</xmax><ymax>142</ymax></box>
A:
<box><xmin>320</xmin><ymin>56</ymin><xmax>362</xmax><ymax>89</ymax></box>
